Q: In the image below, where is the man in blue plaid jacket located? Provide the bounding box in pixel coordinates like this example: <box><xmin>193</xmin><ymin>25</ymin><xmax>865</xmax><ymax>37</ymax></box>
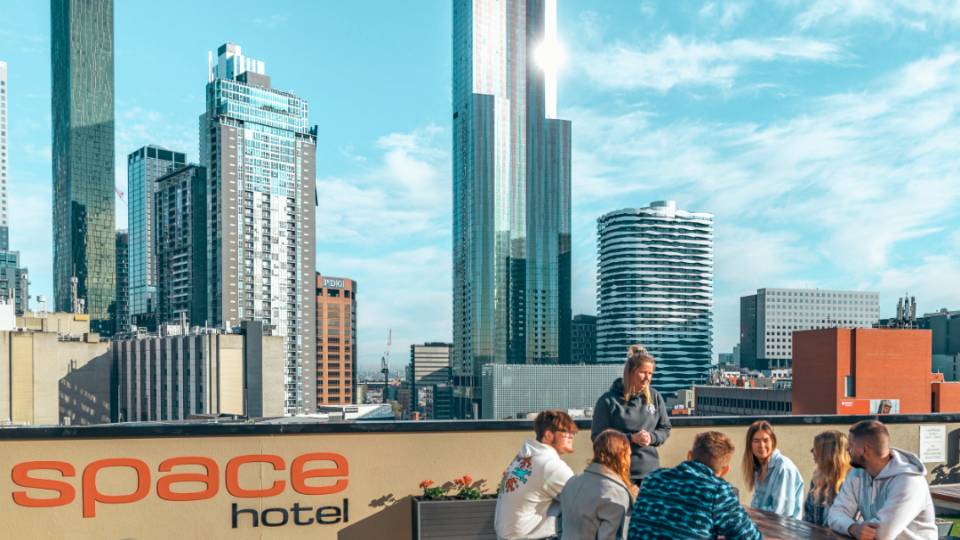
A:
<box><xmin>627</xmin><ymin>431</ymin><xmax>761</xmax><ymax>540</ymax></box>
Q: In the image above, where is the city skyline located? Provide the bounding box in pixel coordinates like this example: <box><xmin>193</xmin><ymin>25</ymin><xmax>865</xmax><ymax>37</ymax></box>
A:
<box><xmin>3</xmin><ymin>1</ymin><xmax>960</xmax><ymax>370</ymax></box>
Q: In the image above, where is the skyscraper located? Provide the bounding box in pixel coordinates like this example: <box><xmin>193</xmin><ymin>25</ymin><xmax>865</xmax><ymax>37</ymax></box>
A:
<box><xmin>452</xmin><ymin>0</ymin><xmax>572</xmax><ymax>418</ymax></box>
<box><xmin>155</xmin><ymin>165</ymin><xmax>207</xmax><ymax>327</ymax></box>
<box><xmin>51</xmin><ymin>0</ymin><xmax>115</xmax><ymax>332</ymax></box>
<box><xmin>200</xmin><ymin>43</ymin><xmax>317</xmax><ymax>414</ymax></box>
<box><xmin>596</xmin><ymin>201</ymin><xmax>714</xmax><ymax>395</ymax></box>
<box><xmin>0</xmin><ymin>61</ymin><xmax>29</xmax><ymax>316</ymax></box>
<box><xmin>110</xmin><ymin>230</ymin><xmax>128</xmax><ymax>333</ymax></box>
<box><xmin>0</xmin><ymin>60</ymin><xmax>8</xmax><ymax>251</ymax></box>
<box><xmin>316</xmin><ymin>274</ymin><xmax>357</xmax><ymax>406</ymax></box>
<box><xmin>127</xmin><ymin>145</ymin><xmax>185</xmax><ymax>329</ymax></box>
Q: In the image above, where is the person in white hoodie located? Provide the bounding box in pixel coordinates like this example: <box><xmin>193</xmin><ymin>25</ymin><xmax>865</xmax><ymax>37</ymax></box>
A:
<box><xmin>495</xmin><ymin>410</ymin><xmax>577</xmax><ymax>540</ymax></box>
<box><xmin>828</xmin><ymin>420</ymin><xmax>937</xmax><ymax>540</ymax></box>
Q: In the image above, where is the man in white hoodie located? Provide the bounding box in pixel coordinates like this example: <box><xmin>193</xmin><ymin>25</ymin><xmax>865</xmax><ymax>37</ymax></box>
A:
<box><xmin>828</xmin><ymin>420</ymin><xmax>937</xmax><ymax>540</ymax></box>
<box><xmin>495</xmin><ymin>410</ymin><xmax>577</xmax><ymax>540</ymax></box>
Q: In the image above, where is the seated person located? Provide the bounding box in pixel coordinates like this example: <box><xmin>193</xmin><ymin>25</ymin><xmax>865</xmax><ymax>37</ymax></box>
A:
<box><xmin>828</xmin><ymin>420</ymin><xmax>937</xmax><ymax>540</ymax></box>
<box><xmin>627</xmin><ymin>431</ymin><xmax>761</xmax><ymax>540</ymax></box>
<box><xmin>743</xmin><ymin>420</ymin><xmax>804</xmax><ymax>519</ymax></box>
<box><xmin>495</xmin><ymin>409</ymin><xmax>577</xmax><ymax>540</ymax></box>
<box><xmin>803</xmin><ymin>430</ymin><xmax>851</xmax><ymax>527</ymax></box>
<box><xmin>559</xmin><ymin>429</ymin><xmax>638</xmax><ymax>539</ymax></box>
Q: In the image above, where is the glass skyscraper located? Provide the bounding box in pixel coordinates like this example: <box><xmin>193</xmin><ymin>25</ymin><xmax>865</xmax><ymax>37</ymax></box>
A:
<box><xmin>452</xmin><ymin>0</ymin><xmax>572</xmax><ymax>418</ymax></box>
<box><xmin>111</xmin><ymin>230</ymin><xmax>128</xmax><ymax>333</ymax></box>
<box><xmin>51</xmin><ymin>0</ymin><xmax>115</xmax><ymax>332</ymax></box>
<box><xmin>596</xmin><ymin>201</ymin><xmax>714</xmax><ymax>395</ymax></box>
<box><xmin>127</xmin><ymin>145</ymin><xmax>185</xmax><ymax>329</ymax></box>
<box><xmin>200</xmin><ymin>44</ymin><xmax>317</xmax><ymax>414</ymax></box>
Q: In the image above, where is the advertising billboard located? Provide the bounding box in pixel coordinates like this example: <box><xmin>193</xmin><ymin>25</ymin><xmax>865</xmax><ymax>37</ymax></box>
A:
<box><xmin>837</xmin><ymin>398</ymin><xmax>900</xmax><ymax>415</ymax></box>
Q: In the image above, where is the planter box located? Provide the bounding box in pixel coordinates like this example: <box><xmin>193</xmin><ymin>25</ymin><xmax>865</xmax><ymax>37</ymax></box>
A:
<box><xmin>412</xmin><ymin>497</ymin><xmax>497</xmax><ymax>539</ymax></box>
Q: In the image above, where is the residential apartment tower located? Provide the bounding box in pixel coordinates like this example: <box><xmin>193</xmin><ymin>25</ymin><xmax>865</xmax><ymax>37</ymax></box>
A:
<box><xmin>596</xmin><ymin>201</ymin><xmax>714</xmax><ymax>395</ymax></box>
<box><xmin>200</xmin><ymin>43</ymin><xmax>317</xmax><ymax>414</ymax></box>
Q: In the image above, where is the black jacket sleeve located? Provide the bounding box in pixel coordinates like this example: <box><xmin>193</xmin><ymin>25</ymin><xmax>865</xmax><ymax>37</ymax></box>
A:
<box><xmin>649</xmin><ymin>392</ymin><xmax>672</xmax><ymax>446</ymax></box>
<box><xmin>592</xmin><ymin>393</ymin><xmax>612</xmax><ymax>441</ymax></box>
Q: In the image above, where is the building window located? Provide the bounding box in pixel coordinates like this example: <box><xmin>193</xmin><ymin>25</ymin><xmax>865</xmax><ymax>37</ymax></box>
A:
<box><xmin>845</xmin><ymin>375</ymin><xmax>855</xmax><ymax>397</ymax></box>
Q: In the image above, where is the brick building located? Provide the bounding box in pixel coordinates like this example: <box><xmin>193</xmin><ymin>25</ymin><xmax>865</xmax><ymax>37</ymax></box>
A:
<box><xmin>793</xmin><ymin>328</ymin><xmax>960</xmax><ymax>414</ymax></box>
<box><xmin>316</xmin><ymin>274</ymin><xmax>357</xmax><ymax>405</ymax></box>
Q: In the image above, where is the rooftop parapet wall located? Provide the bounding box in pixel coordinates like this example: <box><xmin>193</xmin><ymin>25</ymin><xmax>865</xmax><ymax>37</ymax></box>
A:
<box><xmin>2</xmin><ymin>415</ymin><xmax>960</xmax><ymax>539</ymax></box>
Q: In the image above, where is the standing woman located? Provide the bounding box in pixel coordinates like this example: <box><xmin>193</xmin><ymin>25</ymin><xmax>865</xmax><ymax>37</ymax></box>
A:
<box><xmin>743</xmin><ymin>420</ymin><xmax>804</xmax><ymax>519</ymax></box>
<box><xmin>803</xmin><ymin>430</ymin><xmax>851</xmax><ymax>527</ymax></box>
<box><xmin>592</xmin><ymin>346</ymin><xmax>671</xmax><ymax>486</ymax></box>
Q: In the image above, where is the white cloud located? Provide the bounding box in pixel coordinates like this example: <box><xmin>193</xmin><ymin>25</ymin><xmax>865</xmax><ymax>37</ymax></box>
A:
<box><xmin>252</xmin><ymin>13</ymin><xmax>290</xmax><ymax>30</ymax></box>
<box><xmin>699</xmin><ymin>2</ymin><xmax>749</xmax><ymax>28</ymax></box>
<box><xmin>875</xmin><ymin>254</ymin><xmax>960</xmax><ymax>317</ymax></box>
<box><xmin>794</xmin><ymin>0</ymin><xmax>960</xmax><ymax>30</ymax></box>
<box><xmin>579</xmin><ymin>35</ymin><xmax>844</xmax><ymax>92</ymax></box>
<box><xmin>316</xmin><ymin>124</ymin><xmax>449</xmax><ymax>244</ymax></box>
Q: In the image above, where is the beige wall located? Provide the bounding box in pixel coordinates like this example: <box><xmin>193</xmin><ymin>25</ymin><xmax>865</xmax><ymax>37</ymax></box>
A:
<box><xmin>218</xmin><ymin>335</ymin><xmax>244</xmax><ymax>415</ymax></box>
<box><xmin>1</xmin><ymin>331</ymin><xmax>110</xmax><ymax>425</ymax></box>
<box><xmin>261</xmin><ymin>335</ymin><xmax>285</xmax><ymax>417</ymax></box>
<box><xmin>17</xmin><ymin>312</ymin><xmax>92</xmax><ymax>337</ymax></box>
<box><xmin>0</xmin><ymin>419</ymin><xmax>958</xmax><ymax>539</ymax></box>
<box><xmin>10</xmin><ymin>334</ymin><xmax>33</xmax><ymax>424</ymax></box>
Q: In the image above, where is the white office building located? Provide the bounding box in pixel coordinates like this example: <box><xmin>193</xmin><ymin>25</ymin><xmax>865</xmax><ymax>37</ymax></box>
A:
<box><xmin>740</xmin><ymin>288</ymin><xmax>880</xmax><ymax>369</ymax></box>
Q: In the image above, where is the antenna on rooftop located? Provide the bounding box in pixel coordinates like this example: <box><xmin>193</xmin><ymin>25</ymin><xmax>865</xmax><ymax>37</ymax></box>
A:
<box><xmin>381</xmin><ymin>329</ymin><xmax>392</xmax><ymax>390</ymax></box>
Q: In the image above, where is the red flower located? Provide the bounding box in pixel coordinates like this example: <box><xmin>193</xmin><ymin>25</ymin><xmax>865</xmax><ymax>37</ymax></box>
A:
<box><xmin>419</xmin><ymin>480</ymin><xmax>434</xmax><ymax>489</ymax></box>
<box><xmin>462</xmin><ymin>474</ymin><xmax>473</xmax><ymax>486</ymax></box>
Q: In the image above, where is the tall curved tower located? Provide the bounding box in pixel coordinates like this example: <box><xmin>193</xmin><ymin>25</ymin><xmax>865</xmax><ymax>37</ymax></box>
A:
<box><xmin>596</xmin><ymin>201</ymin><xmax>713</xmax><ymax>395</ymax></box>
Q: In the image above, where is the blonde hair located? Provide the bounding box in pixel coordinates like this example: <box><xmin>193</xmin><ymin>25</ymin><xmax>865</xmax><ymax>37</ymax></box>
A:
<box><xmin>623</xmin><ymin>345</ymin><xmax>655</xmax><ymax>404</ymax></box>
<box><xmin>742</xmin><ymin>420</ymin><xmax>777</xmax><ymax>491</ymax></box>
<box><xmin>593</xmin><ymin>429</ymin><xmax>633</xmax><ymax>489</ymax></box>
<box><xmin>811</xmin><ymin>430</ymin><xmax>851</xmax><ymax>502</ymax></box>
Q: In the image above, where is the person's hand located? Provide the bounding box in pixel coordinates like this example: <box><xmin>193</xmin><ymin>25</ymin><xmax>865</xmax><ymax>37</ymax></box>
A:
<box><xmin>848</xmin><ymin>523</ymin><xmax>879</xmax><ymax>540</ymax></box>
<box><xmin>628</xmin><ymin>483</ymin><xmax>639</xmax><ymax>499</ymax></box>
<box><xmin>632</xmin><ymin>430</ymin><xmax>652</xmax><ymax>447</ymax></box>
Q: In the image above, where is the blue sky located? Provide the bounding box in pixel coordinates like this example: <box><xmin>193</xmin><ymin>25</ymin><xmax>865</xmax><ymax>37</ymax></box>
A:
<box><xmin>2</xmin><ymin>1</ymin><xmax>960</xmax><ymax>372</ymax></box>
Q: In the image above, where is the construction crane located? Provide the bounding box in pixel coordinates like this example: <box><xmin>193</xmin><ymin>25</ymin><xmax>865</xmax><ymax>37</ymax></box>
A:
<box><xmin>115</xmin><ymin>186</ymin><xmax>126</xmax><ymax>204</ymax></box>
<box><xmin>380</xmin><ymin>329</ymin><xmax>392</xmax><ymax>389</ymax></box>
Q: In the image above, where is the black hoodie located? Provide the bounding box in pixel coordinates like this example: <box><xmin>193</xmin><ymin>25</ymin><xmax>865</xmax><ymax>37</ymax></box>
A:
<box><xmin>591</xmin><ymin>377</ymin><xmax>672</xmax><ymax>481</ymax></box>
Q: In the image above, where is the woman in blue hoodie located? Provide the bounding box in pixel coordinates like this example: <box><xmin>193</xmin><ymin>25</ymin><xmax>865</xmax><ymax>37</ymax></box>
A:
<box><xmin>742</xmin><ymin>420</ymin><xmax>804</xmax><ymax>519</ymax></box>
<box><xmin>591</xmin><ymin>346</ymin><xmax>671</xmax><ymax>486</ymax></box>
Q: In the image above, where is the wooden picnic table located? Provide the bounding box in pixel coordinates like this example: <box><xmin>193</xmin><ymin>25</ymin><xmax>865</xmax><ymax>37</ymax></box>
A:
<box><xmin>931</xmin><ymin>483</ymin><xmax>960</xmax><ymax>513</ymax></box>
<box><xmin>747</xmin><ymin>507</ymin><xmax>850</xmax><ymax>539</ymax></box>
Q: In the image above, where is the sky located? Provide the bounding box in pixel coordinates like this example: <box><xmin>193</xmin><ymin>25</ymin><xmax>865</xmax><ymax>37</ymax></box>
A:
<box><xmin>2</xmin><ymin>0</ymin><xmax>960</xmax><ymax>373</ymax></box>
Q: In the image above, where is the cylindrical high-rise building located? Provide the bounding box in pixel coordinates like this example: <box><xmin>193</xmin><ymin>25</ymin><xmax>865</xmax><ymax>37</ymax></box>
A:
<box><xmin>596</xmin><ymin>200</ymin><xmax>713</xmax><ymax>395</ymax></box>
